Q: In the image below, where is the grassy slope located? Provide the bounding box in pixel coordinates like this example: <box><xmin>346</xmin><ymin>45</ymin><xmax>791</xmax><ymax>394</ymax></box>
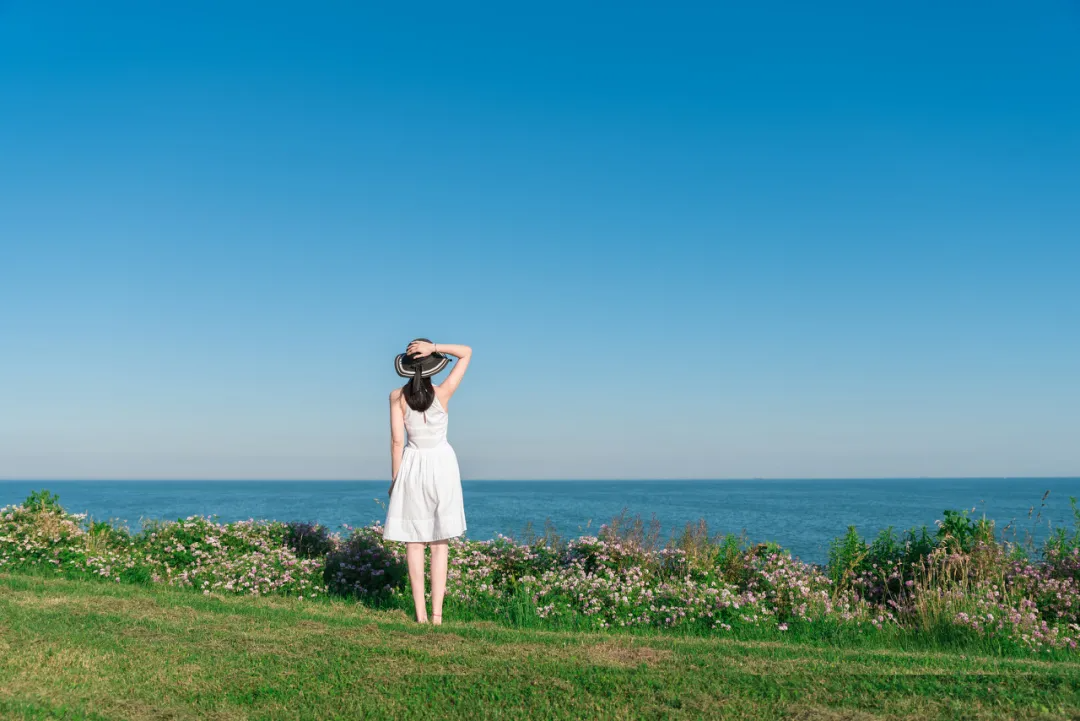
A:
<box><xmin>1</xmin><ymin>574</ymin><xmax>1078</xmax><ymax>721</ymax></box>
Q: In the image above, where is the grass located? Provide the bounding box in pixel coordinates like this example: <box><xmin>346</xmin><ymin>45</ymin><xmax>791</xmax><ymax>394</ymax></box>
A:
<box><xmin>2</xmin><ymin>573</ymin><xmax>1080</xmax><ymax>720</ymax></box>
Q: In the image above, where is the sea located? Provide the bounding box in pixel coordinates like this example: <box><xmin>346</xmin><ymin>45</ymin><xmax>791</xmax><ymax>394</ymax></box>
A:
<box><xmin>2</xmin><ymin>478</ymin><xmax>1078</xmax><ymax>566</ymax></box>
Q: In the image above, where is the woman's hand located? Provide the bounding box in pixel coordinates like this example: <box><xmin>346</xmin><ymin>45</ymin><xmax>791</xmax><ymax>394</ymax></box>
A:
<box><xmin>407</xmin><ymin>340</ymin><xmax>436</xmax><ymax>358</ymax></box>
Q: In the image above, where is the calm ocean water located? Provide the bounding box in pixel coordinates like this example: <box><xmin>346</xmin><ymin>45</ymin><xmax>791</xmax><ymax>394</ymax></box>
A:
<box><xmin>3</xmin><ymin>479</ymin><xmax>1078</xmax><ymax>565</ymax></box>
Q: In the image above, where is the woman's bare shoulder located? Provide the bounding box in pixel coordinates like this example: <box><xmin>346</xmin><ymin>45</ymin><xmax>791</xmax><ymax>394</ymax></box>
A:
<box><xmin>389</xmin><ymin>388</ymin><xmax>403</xmax><ymax>401</ymax></box>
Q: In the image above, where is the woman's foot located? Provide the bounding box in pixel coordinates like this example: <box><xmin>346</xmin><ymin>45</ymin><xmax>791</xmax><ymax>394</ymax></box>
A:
<box><xmin>431</xmin><ymin>613</ymin><xmax>442</xmax><ymax>626</ymax></box>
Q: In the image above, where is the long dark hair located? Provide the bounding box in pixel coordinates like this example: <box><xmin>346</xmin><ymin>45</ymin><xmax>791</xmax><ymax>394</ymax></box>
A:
<box><xmin>402</xmin><ymin>375</ymin><xmax>435</xmax><ymax>412</ymax></box>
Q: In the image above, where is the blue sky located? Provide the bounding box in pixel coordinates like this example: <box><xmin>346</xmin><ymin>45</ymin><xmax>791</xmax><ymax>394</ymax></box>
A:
<box><xmin>1</xmin><ymin>1</ymin><xmax>1078</xmax><ymax>480</ymax></box>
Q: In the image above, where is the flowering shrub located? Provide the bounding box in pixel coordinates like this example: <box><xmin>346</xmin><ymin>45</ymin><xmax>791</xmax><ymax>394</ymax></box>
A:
<box><xmin>1006</xmin><ymin>555</ymin><xmax>1080</xmax><ymax>628</ymax></box>
<box><xmin>1</xmin><ymin>497</ymin><xmax>324</xmax><ymax>598</ymax></box>
<box><xmin>447</xmin><ymin>534</ymin><xmax>561</xmax><ymax>605</ymax></box>
<box><xmin>0</xmin><ymin>492</ymin><xmax>141</xmax><ymax>582</ymax></box>
<box><xmin>825</xmin><ymin>512</ymin><xmax>1080</xmax><ymax>652</ymax></box>
<box><xmin>137</xmin><ymin>516</ymin><xmax>325</xmax><ymax>598</ymax></box>
<box><xmin>448</xmin><ymin>534</ymin><xmax>853</xmax><ymax>633</ymax></box>
<box><xmin>3</xmin><ymin>490</ymin><xmax>1080</xmax><ymax>653</ymax></box>
<box><xmin>285</xmin><ymin>521</ymin><xmax>335</xmax><ymax>560</ymax></box>
<box><xmin>324</xmin><ymin>523</ymin><xmax>407</xmax><ymax>599</ymax></box>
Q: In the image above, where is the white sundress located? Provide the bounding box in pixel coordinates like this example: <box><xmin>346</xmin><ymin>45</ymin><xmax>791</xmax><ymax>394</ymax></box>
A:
<box><xmin>383</xmin><ymin>394</ymin><xmax>467</xmax><ymax>543</ymax></box>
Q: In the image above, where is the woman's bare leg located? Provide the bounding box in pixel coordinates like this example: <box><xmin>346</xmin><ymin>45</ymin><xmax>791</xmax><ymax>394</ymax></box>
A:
<box><xmin>429</xmin><ymin>539</ymin><xmax>449</xmax><ymax>625</ymax></box>
<box><xmin>405</xmin><ymin>542</ymin><xmax>428</xmax><ymax>623</ymax></box>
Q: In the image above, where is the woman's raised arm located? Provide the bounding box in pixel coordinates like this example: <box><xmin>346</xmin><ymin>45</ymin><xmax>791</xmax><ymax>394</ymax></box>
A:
<box><xmin>407</xmin><ymin>340</ymin><xmax>472</xmax><ymax>402</ymax></box>
<box><xmin>435</xmin><ymin>344</ymin><xmax>471</xmax><ymax>401</ymax></box>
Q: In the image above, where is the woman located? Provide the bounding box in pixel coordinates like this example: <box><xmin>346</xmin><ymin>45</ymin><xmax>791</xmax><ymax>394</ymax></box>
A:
<box><xmin>383</xmin><ymin>338</ymin><xmax>472</xmax><ymax>625</ymax></box>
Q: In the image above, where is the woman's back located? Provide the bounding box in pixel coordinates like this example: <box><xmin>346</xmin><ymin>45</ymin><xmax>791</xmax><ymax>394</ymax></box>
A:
<box><xmin>404</xmin><ymin>394</ymin><xmax>449</xmax><ymax>449</ymax></box>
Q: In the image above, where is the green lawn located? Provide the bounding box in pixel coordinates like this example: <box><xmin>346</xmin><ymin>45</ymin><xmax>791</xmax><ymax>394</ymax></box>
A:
<box><xmin>1</xmin><ymin>573</ymin><xmax>1078</xmax><ymax>720</ymax></box>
